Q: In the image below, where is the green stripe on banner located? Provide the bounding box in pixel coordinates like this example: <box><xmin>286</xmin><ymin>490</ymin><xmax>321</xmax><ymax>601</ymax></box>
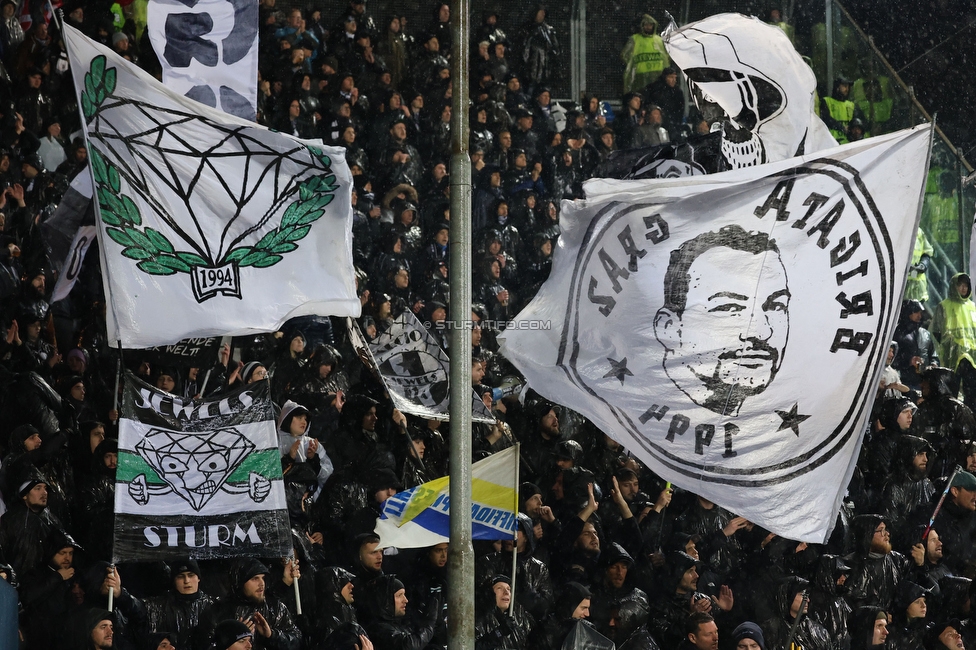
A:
<box><xmin>117</xmin><ymin>449</ymin><xmax>281</xmax><ymax>484</ymax></box>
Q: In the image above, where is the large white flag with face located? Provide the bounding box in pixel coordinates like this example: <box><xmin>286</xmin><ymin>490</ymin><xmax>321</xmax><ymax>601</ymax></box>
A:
<box><xmin>500</xmin><ymin>127</ymin><xmax>932</xmax><ymax>542</ymax></box>
<box><xmin>64</xmin><ymin>25</ymin><xmax>359</xmax><ymax>348</ymax></box>
<box><xmin>148</xmin><ymin>0</ymin><xmax>259</xmax><ymax>120</ymax></box>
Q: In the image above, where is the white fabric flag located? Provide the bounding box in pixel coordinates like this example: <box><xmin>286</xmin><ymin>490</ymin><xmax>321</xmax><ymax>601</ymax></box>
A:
<box><xmin>148</xmin><ymin>0</ymin><xmax>258</xmax><ymax>120</ymax></box>
<box><xmin>347</xmin><ymin>313</ymin><xmax>495</xmax><ymax>423</ymax></box>
<box><xmin>50</xmin><ymin>225</ymin><xmax>96</xmax><ymax>303</ymax></box>
<box><xmin>665</xmin><ymin>13</ymin><xmax>837</xmax><ymax>168</ymax></box>
<box><xmin>500</xmin><ymin>127</ymin><xmax>932</xmax><ymax>542</ymax></box>
<box><xmin>64</xmin><ymin>25</ymin><xmax>360</xmax><ymax>348</ymax></box>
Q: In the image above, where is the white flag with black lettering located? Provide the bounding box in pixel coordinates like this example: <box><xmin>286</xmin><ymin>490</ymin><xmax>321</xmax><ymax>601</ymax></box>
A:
<box><xmin>148</xmin><ymin>0</ymin><xmax>258</xmax><ymax>120</ymax></box>
<box><xmin>64</xmin><ymin>25</ymin><xmax>359</xmax><ymax>348</ymax></box>
<box><xmin>500</xmin><ymin>127</ymin><xmax>932</xmax><ymax>542</ymax></box>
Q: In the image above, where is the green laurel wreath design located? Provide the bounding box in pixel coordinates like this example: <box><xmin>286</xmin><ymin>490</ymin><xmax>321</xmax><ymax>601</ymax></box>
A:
<box><xmin>81</xmin><ymin>54</ymin><xmax>337</xmax><ymax>277</ymax></box>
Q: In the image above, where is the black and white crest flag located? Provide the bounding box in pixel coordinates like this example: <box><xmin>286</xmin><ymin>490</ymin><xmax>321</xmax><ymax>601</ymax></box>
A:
<box><xmin>148</xmin><ymin>0</ymin><xmax>259</xmax><ymax>120</ymax></box>
<box><xmin>64</xmin><ymin>25</ymin><xmax>359</xmax><ymax>348</ymax></box>
<box><xmin>348</xmin><ymin>312</ymin><xmax>495</xmax><ymax>423</ymax></box>
<box><xmin>500</xmin><ymin>127</ymin><xmax>932</xmax><ymax>541</ymax></box>
<box><xmin>114</xmin><ymin>374</ymin><xmax>291</xmax><ymax>562</ymax></box>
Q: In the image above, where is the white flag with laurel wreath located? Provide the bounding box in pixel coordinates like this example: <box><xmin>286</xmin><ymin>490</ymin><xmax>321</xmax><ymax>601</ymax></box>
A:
<box><xmin>64</xmin><ymin>25</ymin><xmax>360</xmax><ymax>348</ymax></box>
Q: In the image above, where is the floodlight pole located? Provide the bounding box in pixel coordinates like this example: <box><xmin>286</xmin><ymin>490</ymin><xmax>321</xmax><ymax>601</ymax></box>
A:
<box><xmin>447</xmin><ymin>0</ymin><xmax>474</xmax><ymax>649</ymax></box>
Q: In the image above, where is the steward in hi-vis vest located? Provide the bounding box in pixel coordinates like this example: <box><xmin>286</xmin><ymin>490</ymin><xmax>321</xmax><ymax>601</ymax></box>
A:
<box><xmin>821</xmin><ymin>77</ymin><xmax>857</xmax><ymax>144</ymax></box>
<box><xmin>621</xmin><ymin>14</ymin><xmax>669</xmax><ymax>93</ymax></box>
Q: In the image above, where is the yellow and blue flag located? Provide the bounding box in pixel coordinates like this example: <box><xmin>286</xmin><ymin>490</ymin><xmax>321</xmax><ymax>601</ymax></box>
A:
<box><xmin>375</xmin><ymin>446</ymin><xmax>519</xmax><ymax>548</ymax></box>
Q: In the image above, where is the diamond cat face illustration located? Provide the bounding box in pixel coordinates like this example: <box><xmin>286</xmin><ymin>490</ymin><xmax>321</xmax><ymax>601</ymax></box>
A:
<box><xmin>136</xmin><ymin>427</ymin><xmax>254</xmax><ymax>510</ymax></box>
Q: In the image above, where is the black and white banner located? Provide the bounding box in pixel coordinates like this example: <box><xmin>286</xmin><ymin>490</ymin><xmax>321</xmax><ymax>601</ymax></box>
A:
<box><xmin>114</xmin><ymin>374</ymin><xmax>291</xmax><ymax>561</ymax></box>
<box><xmin>148</xmin><ymin>0</ymin><xmax>259</xmax><ymax>120</ymax></box>
<box><xmin>501</xmin><ymin>127</ymin><xmax>932</xmax><ymax>541</ymax></box>
<box><xmin>348</xmin><ymin>313</ymin><xmax>495</xmax><ymax>423</ymax></box>
<box><xmin>596</xmin><ymin>132</ymin><xmax>726</xmax><ymax>180</ymax></box>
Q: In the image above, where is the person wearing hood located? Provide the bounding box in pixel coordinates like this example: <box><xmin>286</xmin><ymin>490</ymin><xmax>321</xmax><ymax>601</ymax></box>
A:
<box><xmin>912</xmin><ymin>368</ymin><xmax>976</xmax><ymax>478</ymax></box>
<box><xmin>589</xmin><ymin>542</ymin><xmax>658</xmax><ymax>650</ymax></box>
<box><xmin>520</xmin><ymin>400</ymin><xmax>562</xmax><ymax>482</ymax></box>
<box><xmin>209</xmin><ymin>558</ymin><xmax>301</xmax><ymax>650</ymax></box>
<box><xmin>139</xmin><ymin>558</ymin><xmax>215</xmax><ymax>650</ymax></box>
<box><xmin>920</xmin><ymin>470</ymin><xmax>976</xmax><ymax>575</ymax></box>
<box><xmin>881</xmin><ymin>435</ymin><xmax>936</xmax><ymax>549</ymax></box>
<box><xmin>849</xmin><ymin>606</ymin><xmax>889</xmax><ymax>650</ymax></box>
<box><xmin>934</xmin><ymin>576</ymin><xmax>972</xmax><ymax>627</ymax></box>
<box><xmin>477</xmin><ymin>513</ymin><xmax>554</xmax><ymax>621</ymax></box>
<box><xmin>860</xmin><ymin>397</ymin><xmax>918</xmax><ymax>508</ymax></box>
<box><xmin>532</xmin><ymin>581</ymin><xmax>593</xmax><ymax>650</ymax></box>
<box><xmin>648</xmin><ymin>551</ymin><xmax>733</xmax><ymax>649</ymax></box>
<box><xmin>314</xmin><ymin>566</ymin><xmax>363</xmax><ymax>640</ymax></box>
<box><xmin>675</xmin><ymin>494</ymin><xmax>748</xmax><ymax>584</ymax></box>
<box><xmin>925</xmin><ymin>619</ymin><xmax>966</xmax><ymax>650</ymax></box>
<box><xmin>80</xmin><ymin>609</ymin><xmax>115</xmax><ymax>650</ymax></box>
<box><xmin>20</xmin><ymin>528</ymin><xmax>83</xmax><ymax>648</ymax></box>
<box><xmin>72</xmin><ymin>562</ymin><xmax>149</xmax><ymax>649</ymax></box>
<box><xmin>74</xmin><ymin>437</ymin><xmax>118</xmax><ymax>561</ymax></box>
<box><xmin>404</xmin><ymin>543</ymin><xmax>449</xmax><ymax>646</ymax></box>
<box><xmin>845</xmin><ymin>514</ymin><xmax>910</xmax><ymax>610</ymax></box>
<box><xmin>892</xmin><ymin>300</ymin><xmax>939</xmax><ymax>390</ymax></box>
<box><xmin>809</xmin><ymin>554</ymin><xmax>853</xmax><ymax>648</ymax></box>
<box><xmin>475</xmin><ymin>574</ymin><xmax>535</xmax><ymax>650</ymax></box>
<box><xmin>933</xmin><ymin>273</ymin><xmax>976</xmax><ymax>411</ymax></box>
<box><xmin>760</xmin><ymin>576</ymin><xmax>835</xmax><ymax>650</ymax></box>
<box><xmin>327</xmin><ymin>393</ymin><xmax>403</xmax><ymax>476</ymax></box>
<box><xmin>364</xmin><ymin>573</ymin><xmax>443</xmax><ymax>650</ymax></box>
<box><xmin>278</xmin><ymin>400</ymin><xmax>333</xmax><ymax>500</ymax></box>
<box><xmin>886</xmin><ymin>581</ymin><xmax>929</xmax><ymax>650</ymax></box>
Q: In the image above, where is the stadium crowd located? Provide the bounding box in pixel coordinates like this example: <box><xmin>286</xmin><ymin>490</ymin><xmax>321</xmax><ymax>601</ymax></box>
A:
<box><xmin>0</xmin><ymin>1</ymin><xmax>972</xmax><ymax>650</ymax></box>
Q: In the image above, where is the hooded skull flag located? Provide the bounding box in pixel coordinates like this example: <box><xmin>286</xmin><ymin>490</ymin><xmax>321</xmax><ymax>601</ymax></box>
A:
<box><xmin>500</xmin><ymin>126</ymin><xmax>932</xmax><ymax>542</ymax></box>
<box><xmin>63</xmin><ymin>25</ymin><xmax>359</xmax><ymax>349</ymax></box>
<box><xmin>114</xmin><ymin>373</ymin><xmax>291</xmax><ymax>562</ymax></box>
<box><xmin>664</xmin><ymin>14</ymin><xmax>837</xmax><ymax>169</ymax></box>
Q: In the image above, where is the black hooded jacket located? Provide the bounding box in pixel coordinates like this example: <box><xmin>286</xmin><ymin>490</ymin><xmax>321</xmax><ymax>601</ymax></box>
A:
<box><xmin>880</xmin><ymin>436</ymin><xmax>935</xmax><ymax>548</ymax></box>
<box><xmin>589</xmin><ymin>544</ymin><xmax>659</xmax><ymax>650</ymax></box>
<box><xmin>923</xmin><ymin>493</ymin><xmax>976</xmax><ymax>575</ymax></box>
<box><xmin>761</xmin><ymin>576</ymin><xmax>840</xmax><ymax>650</ymax></box>
<box><xmin>209</xmin><ymin>559</ymin><xmax>302</xmax><ymax>650</ymax></box>
<box><xmin>315</xmin><ymin>566</ymin><xmax>360</xmax><ymax>639</ymax></box>
<box><xmin>886</xmin><ymin>581</ymin><xmax>929</xmax><ymax>650</ymax></box>
<box><xmin>141</xmin><ymin>585</ymin><xmax>215</xmax><ymax>650</ymax></box>
<box><xmin>845</xmin><ymin>514</ymin><xmax>910</xmax><ymax>610</ymax></box>
<box><xmin>809</xmin><ymin>554</ymin><xmax>853</xmax><ymax>650</ymax></box>
<box><xmin>364</xmin><ymin>574</ymin><xmax>442</xmax><ymax>650</ymax></box>
<box><xmin>913</xmin><ymin>368</ymin><xmax>976</xmax><ymax>478</ymax></box>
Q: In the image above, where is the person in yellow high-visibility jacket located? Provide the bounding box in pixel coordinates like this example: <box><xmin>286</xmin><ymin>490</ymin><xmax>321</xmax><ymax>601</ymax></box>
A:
<box><xmin>852</xmin><ymin>72</ymin><xmax>895</xmax><ymax>135</ymax></box>
<box><xmin>621</xmin><ymin>15</ymin><xmax>669</xmax><ymax>94</ymax></box>
<box><xmin>933</xmin><ymin>273</ymin><xmax>976</xmax><ymax>410</ymax></box>
<box><xmin>904</xmin><ymin>228</ymin><xmax>933</xmax><ymax>303</ymax></box>
<box><xmin>820</xmin><ymin>77</ymin><xmax>858</xmax><ymax>144</ymax></box>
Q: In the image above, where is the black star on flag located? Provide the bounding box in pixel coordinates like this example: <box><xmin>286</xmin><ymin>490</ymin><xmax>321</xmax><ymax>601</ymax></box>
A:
<box><xmin>604</xmin><ymin>357</ymin><xmax>634</xmax><ymax>385</ymax></box>
<box><xmin>775</xmin><ymin>403</ymin><xmax>811</xmax><ymax>436</ymax></box>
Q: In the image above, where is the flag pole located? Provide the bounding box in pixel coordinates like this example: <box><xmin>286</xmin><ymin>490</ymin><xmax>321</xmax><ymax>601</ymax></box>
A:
<box><xmin>923</xmin><ymin>465</ymin><xmax>963</xmax><ymax>540</ymax></box>
<box><xmin>447</xmin><ymin>0</ymin><xmax>473</xmax><ymax>647</ymax></box>
<box><xmin>510</xmin><ymin>444</ymin><xmax>520</xmax><ymax>617</ymax></box>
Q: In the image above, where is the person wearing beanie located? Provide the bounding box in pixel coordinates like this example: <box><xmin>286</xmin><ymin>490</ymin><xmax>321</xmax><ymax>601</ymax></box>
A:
<box><xmin>137</xmin><ymin>558</ymin><xmax>215</xmax><ymax>650</ymax></box>
<box><xmin>208</xmin><ymin>558</ymin><xmax>301</xmax><ymax>649</ymax></box>
<box><xmin>365</xmin><ymin>573</ymin><xmax>442</xmax><ymax>650</ymax></box>
<box><xmin>0</xmin><ymin>470</ymin><xmax>61</xmax><ymax>577</ymax></box>
<box><xmin>474</xmin><ymin>574</ymin><xmax>535</xmax><ymax>649</ymax></box>
<box><xmin>731</xmin><ymin>621</ymin><xmax>766</xmax><ymax>650</ymax></box>
<box><xmin>212</xmin><ymin>619</ymin><xmax>254</xmax><ymax>649</ymax></box>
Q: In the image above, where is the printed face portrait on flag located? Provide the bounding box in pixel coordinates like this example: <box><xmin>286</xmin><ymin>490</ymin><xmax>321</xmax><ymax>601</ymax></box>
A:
<box><xmin>501</xmin><ymin>127</ymin><xmax>932</xmax><ymax>540</ymax></box>
<box><xmin>653</xmin><ymin>225</ymin><xmax>789</xmax><ymax>415</ymax></box>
